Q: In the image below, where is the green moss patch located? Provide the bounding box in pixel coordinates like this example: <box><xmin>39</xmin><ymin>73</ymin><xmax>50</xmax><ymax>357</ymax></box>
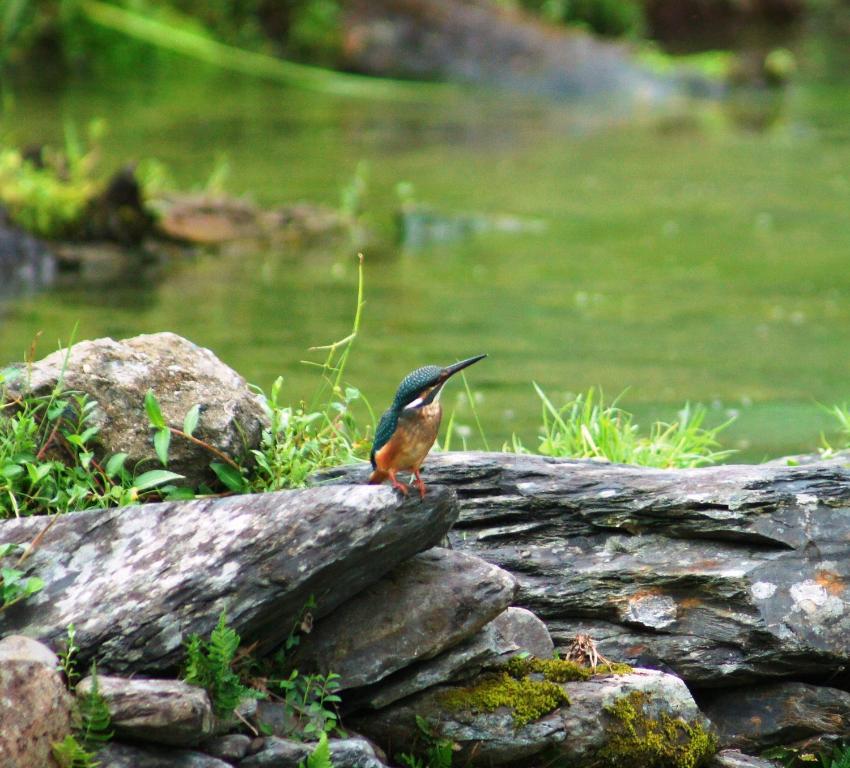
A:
<box><xmin>505</xmin><ymin>655</ymin><xmax>632</xmax><ymax>682</ymax></box>
<box><xmin>599</xmin><ymin>691</ymin><xmax>718</xmax><ymax>768</ymax></box>
<box><xmin>440</xmin><ymin>654</ymin><xmax>637</xmax><ymax>729</ymax></box>
<box><xmin>440</xmin><ymin>671</ymin><xmax>569</xmax><ymax>728</ymax></box>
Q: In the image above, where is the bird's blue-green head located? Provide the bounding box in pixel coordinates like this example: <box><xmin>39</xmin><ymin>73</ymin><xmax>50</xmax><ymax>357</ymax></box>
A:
<box><xmin>392</xmin><ymin>354</ymin><xmax>487</xmax><ymax>412</ymax></box>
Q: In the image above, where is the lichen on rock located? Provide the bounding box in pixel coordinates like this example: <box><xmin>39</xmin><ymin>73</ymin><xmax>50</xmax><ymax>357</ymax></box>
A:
<box><xmin>599</xmin><ymin>691</ymin><xmax>718</xmax><ymax>768</ymax></box>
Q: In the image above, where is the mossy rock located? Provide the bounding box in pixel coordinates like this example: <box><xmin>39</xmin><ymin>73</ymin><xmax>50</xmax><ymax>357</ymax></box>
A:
<box><xmin>440</xmin><ymin>671</ymin><xmax>570</xmax><ymax>728</ymax></box>
<box><xmin>599</xmin><ymin>691</ymin><xmax>718</xmax><ymax>768</ymax></box>
<box><xmin>505</xmin><ymin>655</ymin><xmax>633</xmax><ymax>683</ymax></box>
<box><xmin>440</xmin><ymin>654</ymin><xmax>632</xmax><ymax>728</ymax></box>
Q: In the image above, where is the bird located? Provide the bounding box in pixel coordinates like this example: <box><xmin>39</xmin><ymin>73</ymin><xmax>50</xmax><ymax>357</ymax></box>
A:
<box><xmin>369</xmin><ymin>354</ymin><xmax>487</xmax><ymax>498</ymax></box>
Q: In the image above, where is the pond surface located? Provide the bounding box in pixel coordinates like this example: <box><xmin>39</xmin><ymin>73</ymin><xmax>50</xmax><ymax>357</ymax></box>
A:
<box><xmin>2</xmin><ymin>22</ymin><xmax>850</xmax><ymax>461</ymax></box>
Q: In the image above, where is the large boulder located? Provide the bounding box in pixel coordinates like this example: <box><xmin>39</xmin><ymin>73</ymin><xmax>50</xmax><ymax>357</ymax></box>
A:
<box><xmin>4</xmin><ymin>332</ymin><xmax>267</xmax><ymax>487</ymax></box>
<box><xmin>291</xmin><ymin>547</ymin><xmax>518</xmax><ymax>690</ymax></box>
<box><xmin>351</xmin><ymin>666</ymin><xmax>714</xmax><ymax>767</ymax></box>
<box><xmin>0</xmin><ymin>485</ymin><xmax>458</xmax><ymax>674</ymax></box>
<box><xmin>323</xmin><ymin>452</ymin><xmax>850</xmax><ymax>686</ymax></box>
<box><xmin>0</xmin><ymin>635</ymin><xmax>74</xmax><ymax>768</ymax></box>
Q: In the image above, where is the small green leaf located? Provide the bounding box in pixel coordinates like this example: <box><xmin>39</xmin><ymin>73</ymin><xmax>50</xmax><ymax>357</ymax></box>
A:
<box><xmin>154</xmin><ymin>428</ymin><xmax>171</xmax><ymax>466</ymax></box>
<box><xmin>1</xmin><ymin>464</ymin><xmax>24</xmax><ymax>479</ymax></box>
<box><xmin>105</xmin><ymin>453</ymin><xmax>128</xmax><ymax>477</ymax></box>
<box><xmin>26</xmin><ymin>463</ymin><xmax>53</xmax><ymax>484</ymax></box>
<box><xmin>0</xmin><ymin>543</ymin><xmax>20</xmax><ymax>558</ymax></box>
<box><xmin>134</xmin><ymin>470</ymin><xmax>184</xmax><ymax>492</ymax></box>
<box><xmin>144</xmin><ymin>389</ymin><xmax>166</xmax><ymax>429</ymax></box>
<box><xmin>183</xmin><ymin>404</ymin><xmax>201</xmax><ymax>437</ymax></box>
<box><xmin>164</xmin><ymin>486</ymin><xmax>196</xmax><ymax>501</ymax></box>
<box><xmin>23</xmin><ymin>577</ymin><xmax>44</xmax><ymax>597</ymax></box>
<box><xmin>1</xmin><ymin>567</ymin><xmax>23</xmax><ymax>588</ymax></box>
<box><xmin>79</xmin><ymin>426</ymin><xmax>99</xmax><ymax>444</ymax></box>
<box><xmin>210</xmin><ymin>462</ymin><xmax>246</xmax><ymax>493</ymax></box>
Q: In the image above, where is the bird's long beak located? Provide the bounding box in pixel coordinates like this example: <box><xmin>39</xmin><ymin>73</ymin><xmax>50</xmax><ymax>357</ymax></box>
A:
<box><xmin>442</xmin><ymin>353</ymin><xmax>487</xmax><ymax>380</ymax></box>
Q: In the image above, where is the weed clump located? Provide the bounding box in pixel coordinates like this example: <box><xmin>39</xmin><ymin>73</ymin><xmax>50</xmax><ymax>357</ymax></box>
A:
<box><xmin>0</xmin><ymin>122</ymin><xmax>105</xmax><ymax>238</ymax></box>
<box><xmin>599</xmin><ymin>691</ymin><xmax>718</xmax><ymax>768</ymax></box>
<box><xmin>183</xmin><ymin>610</ymin><xmax>265</xmax><ymax>719</ymax></box>
<box><xmin>516</xmin><ymin>385</ymin><xmax>734</xmax><ymax>468</ymax></box>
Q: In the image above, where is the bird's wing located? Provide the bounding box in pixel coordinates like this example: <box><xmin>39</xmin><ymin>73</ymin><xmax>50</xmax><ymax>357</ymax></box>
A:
<box><xmin>371</xmin><ymin>408</ymin><xmax>399</xmax><ymax>469</ymax></box>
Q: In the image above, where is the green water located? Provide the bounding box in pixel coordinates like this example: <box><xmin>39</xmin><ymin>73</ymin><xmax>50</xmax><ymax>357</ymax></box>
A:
<box><xmin>2</xmin><ymin>26</ymin><xmax>850</xmax><ymax>462</ymax></box>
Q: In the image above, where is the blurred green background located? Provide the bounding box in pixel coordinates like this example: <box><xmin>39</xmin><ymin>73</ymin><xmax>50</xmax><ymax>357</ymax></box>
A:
<box><xmin>2</xmin><ymin>1</ymin><xmax>850</xmax><ymax>461</ymax></box>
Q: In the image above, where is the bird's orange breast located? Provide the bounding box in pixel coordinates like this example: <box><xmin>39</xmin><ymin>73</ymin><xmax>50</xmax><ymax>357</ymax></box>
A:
<box><xmin>373</xmin><ymin>402</ymin><xmax>442</xmax><ymax>472</ymax></box>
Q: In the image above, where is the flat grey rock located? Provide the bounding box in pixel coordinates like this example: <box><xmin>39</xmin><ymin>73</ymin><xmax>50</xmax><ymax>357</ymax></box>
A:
<box><xmin>324</xmin><ymin>452</ymin><xmax>850</xmax><ymax>686</ymax></box>
<box><xmin>76</xmin><ymin>675</ymin><xmax>214</xmax><ymax>747</ymax></box>
<box><xmin>0</xmin><ymin>485</ymin><xmax>458</xmax><ymax>674</ymax></box>
<box><xmin>241</xmin><ymin>736</ymin><xmax>389</xmax><ymax>768</ymax></box>
<box><xmin>200</xmin><ymin>734</ymin><xmax>254</xmax><ymax>762</ymax></box>
<box><xmin>711</xmin><ymin>749</ymin><xmax>782</xmax><ymax>768</ymax></box>
<box><xmin>292</xmin><ymin>547</ymin><xmax>517</xmax><ymax>689</ymax></box>
<box><xmin>352</xmin><ymin>606</ymin><xmax>553</xmax><ymax>709</ymax></box>
<box><xmin>95</xmin><ymin>742</ymin><xmax>233</xmax><ymax>768</ymax></box>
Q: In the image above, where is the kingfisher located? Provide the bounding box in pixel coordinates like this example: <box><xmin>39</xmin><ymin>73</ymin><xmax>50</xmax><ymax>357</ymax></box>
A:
<box><xmin>369</xmin><ymin>354</ymin><xmax>487</xmax><ymax>498</ymax></box>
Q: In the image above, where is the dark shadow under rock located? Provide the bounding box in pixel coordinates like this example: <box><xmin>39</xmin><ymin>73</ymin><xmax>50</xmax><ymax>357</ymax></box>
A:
<box><xmin>702</xmin><ymin>681</ymin><xmax>850</xmax><ymax>751</ymax></box>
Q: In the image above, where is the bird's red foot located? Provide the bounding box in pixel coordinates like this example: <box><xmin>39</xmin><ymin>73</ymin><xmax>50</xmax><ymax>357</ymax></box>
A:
<box><xmin>389</xmin><ymin>471</ymin><xmax>410</xmax><ymax>496</ymax></box>
<box><xmin>413</xmin><ymin>469</ymin><xmax>427</xmax><ymax>500</ymax></box>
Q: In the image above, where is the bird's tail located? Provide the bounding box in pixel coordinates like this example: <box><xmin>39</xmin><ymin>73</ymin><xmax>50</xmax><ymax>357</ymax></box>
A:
<box><xmin>368</xmin><ymin>468</ymin><xmax>389</xmax><ymax>485</ymax></box>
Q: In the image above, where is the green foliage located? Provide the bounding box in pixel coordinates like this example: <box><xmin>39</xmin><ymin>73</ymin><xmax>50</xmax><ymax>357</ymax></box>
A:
<box><xmin>248</xmin><ymin>254</ymin><xmax>369</xmax><ymax>491</ymax></box>
<box><xmin>183</xmin><ymin>610</ymin><xmax>264</xmax><ymax>719</ymax></box>
<box><xmin>599</xmin><ymin>691</ymin><xmax>718</xmax><ymax>768</ymax></box>
<box><xmin>271</xmin><ymin>666</ymin><xmax>342</xmax><ymax>737</ymax></box>
<box><xmin>397</xmin><ymin>717</ymin><xmax>455</xmax><ymax>768</ymax></box>
<box><xmin>820</xmin><ymin>404</ymin><xmax>850</xmax><ymax>455</ymax></box>
<box><xmin>524</xmin><ymin>0</ymin><xmax>644</xmax><ymax>37</ymax></box>
<box><xmin>0</xmin><ymin>376</ymin><xmax>183</xmax><ymax>518</ymax></box>
<box><xmin>52</xmin><ymin>735</ymin><xmax>99</xmax><ymax>768</ymax></box>
<box><xmin>53</xmin><ymin>661</ymin><xmax>112</xmax><ymax>767</ymax></box>
<box><xmin>58</xmin><ymin>623</ymin><xmax>81</xmax><ymax>690</ymax></box>
<box><xmin>637</xmin><ymin>45</ymin><xmax>734</xmax><ymax>79</ymax></box>
<box><xmin>0</xmin><ymin>541</ymin><xmax>44</xmax><ymax>611</ymax></box>
<box><xmin>516</xmin><ymin>385</ymin><xmax>734</xmax><ymax>468</ymax></box>
<box><xmin>301</xmin><ymin>732</ymin><xmax>333</xmax><ymax>768</ymax></box>
<box><xmin>0</xmin><ymin>120</ymin><xmax>105</xmax><ymax>238</ymax></box>
<box><xmin>142</xmin><ymin>388</ymin><xmax>248</xmax><ymax>494</ymax></box>
<box><xmin>244</xmin><ymin>598</ymin><xmax>343</xmax><ymax>741</ymax></box>
<box><xmin>249</xmin><ymin>377</ymin><xmax>367</xmax><ymax>491</ymax></box>
<box><xmin>821</xmin><ymin>744</ymin><xmax>850</xmax><ymax>768</ymax></box>
<box><xmin>286</xmin><ymin>0</ymin><xmax>343</xmax><ymax>66</ymax></box>
<box><xmin>78</xmin><ymin>662</ymin><xmax>114</xmax><ymax>749</ymax></box>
